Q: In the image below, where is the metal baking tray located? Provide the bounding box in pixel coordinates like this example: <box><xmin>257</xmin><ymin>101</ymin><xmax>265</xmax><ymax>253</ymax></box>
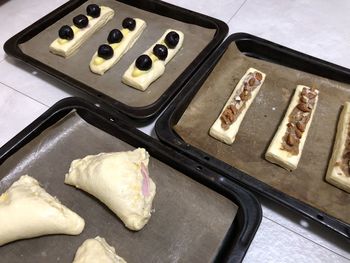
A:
<box><xmin>0</xmin><ymin>98</ymin><xmax>261</xmax><ymax>262</ymax></box>
<box><xmin>155</xmin><ymin>33</ymin><xmax>350</xmax><ymax>239</ymax></box>
<box><xmin>3</xmin><ymin>0</ymin><xmax>228</xmax><ymax>125</ymax></box>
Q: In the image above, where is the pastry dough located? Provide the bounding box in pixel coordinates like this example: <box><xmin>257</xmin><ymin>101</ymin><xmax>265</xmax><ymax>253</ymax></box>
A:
<box><xmin>122</xmin><ymin>29</ymin><xmax>184</xmax><ymax>91</ymax></box>
<box><xmin>73</xmin><ymin>236</ymin><xmax>126</xmax><ymax>263</ymax></box>
<box><xmin>0</xmin><ymin>175</ymin><xmax>85</xmax><ymax>246</ymax></box>
<box><xmin>90</xmin><ymin>18</ymin><xmax>146</xmax><ymax>75</ymax></box>
<box><xmin>209</xmin><ymin>68</ymin><xmax>266</xmax><ymax>144</ymax></box>
<box><xmin>265</xmin><ymin>85</ymin><xmax>319</xmax><ymax>171</ymax></box>
<box><xmin>65</xmin><ymin>148</ymin><xmax>156</xmax><ymax>231</ymax></box>
<box><xmin>49</xmin><ymin>6</ymin><xmax>114</xmax><ymax>57</ymax></box>
<box><xmin>326</xmin><ymin>102</ymin><xmax>350</xmax><ymax>193</ymax></box>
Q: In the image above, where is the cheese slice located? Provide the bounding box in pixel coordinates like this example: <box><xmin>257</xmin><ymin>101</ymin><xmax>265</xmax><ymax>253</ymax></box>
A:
<box><xmin>73</xmin><ymin>236</ymin><xmax>127</xmax><ymax>263</ymax></box>
<box><xmin>49</xmin><ymin>6</ymin><xmax>114</xmax><ymax>58</ymax></box>
<box><xmin>265</xmin><ymin>85</ymin><xmax>319</xmax><ymax>171</ymax></box>
<box><xmin>122</xmin><ymin>29</ymin><xmax>184</xmax><ymax>91</ymax></box>
<box><xmin>65</xmin><ymin>148</ymin><xmax>156</xmax><ymax>231</ymax></box>
<box><xmin>89</xmin><ymin>18</ymin><xmax>146</xmax><ymax>75</ymax></box>
<box><xmin>326</xmin><ymin>102</ymin><xmax>350</xmax><ymax>193</ymax></box>
<box><xmin>0</xmin><ymin>175</ymin><xmax>85</xmax><ymax>246</ymax></box>
<box><xmin>209</xmin><ymin>68</ymin><xmax>266</xmax><ymax>144</ymax></box>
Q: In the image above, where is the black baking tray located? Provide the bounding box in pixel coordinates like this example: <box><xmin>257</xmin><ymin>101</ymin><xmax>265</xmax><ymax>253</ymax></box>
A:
<box><xmin>3</xmin><ymin>0</ymin><xmax>227</xmax><ymax>125</ymax></box>
<box><xmin>155</xmin><ymin>33</ymin><xmax>350</xmax><ymax>239</ymax></box>
<box><xmin>0</xmin><ymin>97</ymin><xmax>261</xmax><ymax>262</ymax></box>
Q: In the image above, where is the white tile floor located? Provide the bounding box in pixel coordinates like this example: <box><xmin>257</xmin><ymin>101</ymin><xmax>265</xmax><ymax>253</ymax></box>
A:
<box><xmin>0</xmin><ymin>0</ymin><xmax>349</xmax><ymax>262</ymax></box>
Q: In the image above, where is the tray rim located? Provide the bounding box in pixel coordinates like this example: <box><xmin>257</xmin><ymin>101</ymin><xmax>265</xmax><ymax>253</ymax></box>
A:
<box><xmin>3</xmin><ymin>0</ymin><xmax>228</xmax><ymax>125</ymax></box>
<box><xmin>0</xmin><ymin>97</ymin><xmax>262</xmax><ymax>263</ymax></box>
<box><xmin>155</xmin><ymin>32</ymin><xmax>350</xmax><ymax>239</ymax></box>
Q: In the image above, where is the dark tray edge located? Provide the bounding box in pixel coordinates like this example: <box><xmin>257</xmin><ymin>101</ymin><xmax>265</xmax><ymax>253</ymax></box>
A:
<box><xmin>0</xmin><ymin>97</ymin><xmax>262</xmax><ymax>263</ymax></box>
<box><xmin>155</xmin><ymin>32</ymin><xmax>350</xmax><ymax>239</ymax></box>
<box><xmin>3</xmin><ymin>0</ymin><xmax>228</xmax><ymax>125</ymax></box>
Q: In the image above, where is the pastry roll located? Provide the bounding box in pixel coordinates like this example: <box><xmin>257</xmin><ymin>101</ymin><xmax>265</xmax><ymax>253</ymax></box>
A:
<box><xmin>209</xmin><ymin>68</ymin><xmax>266</xmax><ymax>144</ymax></box>
<box><xmin>0</xmin><ymin>175</ymin><xmax>85</xmax><ymax>246</ymax></box>
<box><xmin>73</xmin><ymin>236</ymin><xmax>127</xmax><ymax>263</ymax></box>
<box><xmin>50</xmin><ymin>4</ymin><xmax>114</xmax><ymax>57</ymax></box>
<box><xmin>122</xmin><ymin>29</ymin><xmax>184</xmax><ymax>91</ymax></box>
<box><xmin>265</xmin><ymin>85</ymin><xmax>319</xmax><ymax>171</ymax></box>
<box><xmin>90</xmin><ymin>17</ymin><xmax>146</xmax><ymax>75</ymax></box>
<box><xmin>326</xmin><ymin>102</ymin><xmax>350</xmax><ymax>193</ymax></box>
<box><xmin>65</xmin><ymin>148</ymin><xmax>156</xmax><ymax>231</ymax></box>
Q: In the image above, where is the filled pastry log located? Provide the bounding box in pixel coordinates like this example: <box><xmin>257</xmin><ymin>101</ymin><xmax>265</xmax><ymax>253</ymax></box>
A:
<box><xmin>90</xmin><ymin>17</ymin><xmax>146</xmax><ymax>75</ymax></box>
<box><xmin>0</xmin><ymin>175</ymin><xmax>85</xmax><ymax>246</ymax></box>
<box><xmin>122</xmin><ymin>29</ymin><xmax>184</xmax><ymax>91</ymax></box>
<box><xmin>265</xmin><ymin>85</ymin><xmax>319</xmax><ymax>171</ymax></box>
<box><xmin>65</xmin><ymin>148</ymin><xmax>156</xmax><ymax>231</ymax></box>
<box><xmin>50</xmin><ymin>4</ymin><xmax>114</xmax><ymax>57</ymax></box>
<box><xmin>209</xmin><ymin>68</ymin><xmax>266</xmax><ymax>144</ymax></box>
<box><xmin>326</xmin><ymin>102</ymin><xmax>350</xmax><ymax>193</ymax></box>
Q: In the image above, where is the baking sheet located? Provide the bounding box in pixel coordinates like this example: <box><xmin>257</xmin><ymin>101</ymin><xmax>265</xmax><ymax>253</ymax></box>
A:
<box><xmin>19</xmin><ymin>0</ymin><xmax>215</xmax><ymax>108</ymax></box>
<box><xmin>0</xmin><ymin>111</ymin><xmax>237</xmax><ymax>262</ymax></box>
<box><xmin>174</xmin><ymin>43</ymin><xmax>350</xmax><ymax>225</ymax></box>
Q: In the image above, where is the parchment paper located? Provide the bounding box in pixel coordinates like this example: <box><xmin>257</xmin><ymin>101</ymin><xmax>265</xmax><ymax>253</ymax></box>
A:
<box><xmin>19</xmin><ymin>0</ymin><xmax>215</xmax><ymax>107</ymax></box>
<box><xmin>175</xmin><ymin>43</ymin><xmax>350</xmax><ymax>224</ymax></box>
<box><xmin>0</xmin><ymin>111</ymin><xmax>237</xmax><ymax>262</ymax></box>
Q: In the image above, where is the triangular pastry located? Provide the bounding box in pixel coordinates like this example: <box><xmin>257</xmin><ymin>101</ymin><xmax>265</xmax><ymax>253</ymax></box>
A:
<box><xmin>65</xmin><ymin>148</ymin><xmax>156</xmax><ymax>231</ymax></box>
<box><xmin>0</xmin><ymin>175</ymin><xmax>85</xmax><ymax>246</ymax></box>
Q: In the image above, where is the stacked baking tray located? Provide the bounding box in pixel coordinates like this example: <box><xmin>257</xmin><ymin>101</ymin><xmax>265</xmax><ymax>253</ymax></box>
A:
<box><xmin>155</xmin><ymin>33</ymin><xmax>350</xmax><ymax>239</ymax></box>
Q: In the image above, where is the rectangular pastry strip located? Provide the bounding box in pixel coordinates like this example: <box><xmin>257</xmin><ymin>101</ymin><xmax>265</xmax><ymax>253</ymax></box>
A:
<box><xmin>326</xmin><ymin>102</ymin><xmax>350</xmax><ymax>193</ymax></box>
<box><xmin>209</xmin><ymin>67</ymin><xmax>266</xmax><ymax>144</ymax></box>
<box><xmin>265</xmin><ymin>85</ymin><xmax>319</xmax><ymax>171</ymax></box>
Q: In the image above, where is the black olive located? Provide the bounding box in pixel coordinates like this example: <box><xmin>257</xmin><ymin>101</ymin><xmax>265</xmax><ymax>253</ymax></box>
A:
<box><xmin>73</xmin><ymin>14</ymin><xmax>89</xmax><ymax>29</ymax></box>
<box><xmin>58</xmin><ymin>25</ymin><xmax>74</xmax><ymax>40</ymax></box>
<box><xmin>122</xmin><ymin>17</ymin><xmax>136</xmax><ymax>31</ymax></box>
<box><xmin>98</xmin><ymin>44</ymin><xmax>114</xmax><ymax>60</ymax></box>
<box><xmin>135</xmin><ymin>55</ymin><xmax>152</xmax><ymax>71</ymax></box>
<box><xmin>86</xmin><ymin>4</ymin><xmax>100</xmax><ymax>18</ymax></box>
<box><xmin>164</xmin><ymin>31</ymin><xmax>179</xmax><ymax>48</ymax></box>
<box><xmin>107</xmin><ymin>29</ymin><xmax>123</xmax><ymax>44</ymax></box>
<box><xmin>153</xmin><ymin>44</ymin><xmax>168</xmax><ymax>61</ymax></box>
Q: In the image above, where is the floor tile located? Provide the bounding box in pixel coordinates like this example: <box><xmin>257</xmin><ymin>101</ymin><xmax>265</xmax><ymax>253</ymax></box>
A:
<box><xmin>228</xmin><ymin>0</ymin><xmax>350</xmax><ymax>68</ymax></box>
<box><xmin>244</xmin><ymin>217</ymin><xmax>350</xmax><ymax>263</ymax></box>
<box><xmin>0</xmin><ymin>83</ymin><xmax>47</xmax><ymax>147</ymax></box>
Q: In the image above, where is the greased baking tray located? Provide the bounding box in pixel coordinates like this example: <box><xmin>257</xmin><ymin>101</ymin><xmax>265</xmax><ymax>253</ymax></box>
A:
<box><xmin>3</xmin><ymin>0</ymin><xmax>227</xmax><ymax>124</ymax></box>
<box><xmin>0</xmin><ymin>98</ymin><xmax>261</xmax><ymax>262</ymax></box>
<box><xmin>155</xmin><ymin>33</ymin><xmax>350</xmax><ymax>238</ymax></box>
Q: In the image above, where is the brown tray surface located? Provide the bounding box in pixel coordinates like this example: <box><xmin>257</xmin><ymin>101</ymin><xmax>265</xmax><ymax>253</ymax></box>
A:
<box><xmin>0</xmin><ymin>111</ymin><xmax>237</xmax><ymax>262</ymax></box>
<box><xmin>19</xmin><ymin>0</ymin><xmax>215</xmax><ymax>107</ymax></box>
<box><xmin>174</xmin><ymin>43</ymin><xmax>350</xmax><ymax>225</ymax></box>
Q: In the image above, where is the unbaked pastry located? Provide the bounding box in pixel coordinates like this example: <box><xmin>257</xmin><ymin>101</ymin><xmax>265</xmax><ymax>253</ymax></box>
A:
<box><xmin>73</xmin><ymin>236</ymin><xmax>126</xmax><ymax>263</ymax></box>
<box><xmin>326</xmin><ymin>102</ymin><xmax>350</xmax><ymax>193</ymax></box>
<box><xmin>0</xmin><ymin>175</ymin><xmax>85</xmax><ymax>246</ymax></box>
<box><xmin>50</xmin><ymin>5</ymin><xmax>114</xmax><ymax>57</ymax></box>
<box><xmin>265</xmin><ymin>85</ymin><xmax>319</xmax><ymax>171</ymax></box>
<box><xmin>122</xmin><ymin>29</ymin><xmax>184</xmax><ymax>91</ymax></box>
<box><xmin>209</xmin><ymin>68</ymin><xmax>266</xmax><ymax>144</ymax></box>
<box><xmin>65</xmin><ymin>148</ymin><xmax>156</xmax><ymax>231</ymax></box>
<box><xmin>90</xmin><ymin>18</ymin><xmax>146</xmax><ymax>75</ymax></box>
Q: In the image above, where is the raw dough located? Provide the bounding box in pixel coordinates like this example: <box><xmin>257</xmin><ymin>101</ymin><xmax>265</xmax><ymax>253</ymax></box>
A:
<box><xmin>122</xmin><ymin>29</ymin><xmax>184</xmax><ymax>91</ymax></box>
<box><xmin>65</xmin><ymin>148</ymin><xmax>156</xmax><ymax>231</ymax></box>
<box><xmin>73</xmin><ymin>236</ymin><xmax>126</xmax><ymax>263</ymax></box>
<box><xmin>326</xmin><ymin>102</ymin><xmax>350</xmax><ymax>193</ymax></box>
<box><xmin>265</xmin><ymin>85</ymin><xmax>319</xmax><ymax>171</ymax></box>
<box><xmin>90</xmin><ymin>18</ymin><xmax>146</xmax><ymax>75</ymax></box>
<box><xmin>209</xmin><ymin>68</ymin><xmax>266</xmax><ymax>144</ymax></box>
<box><xmin>0</xmin><ymin>175</ymin><xmax>85</xmax><ymax>246</ymax></box>
<box><xmin>49</xmin><ymin>6</ymin><xmax>114</xmax><ymax>57</ymax></box>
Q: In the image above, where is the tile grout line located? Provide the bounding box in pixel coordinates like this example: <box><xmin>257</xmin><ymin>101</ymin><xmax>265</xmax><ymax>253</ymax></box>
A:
<box><xmin>0</xmin><ymin>81</ymin><xmax>50</xmax><ymax>108</ymax></box>
<box><xmin>226</xmin><ymin>0</ymin><xmax>248</xmax><ymax>23</ymax></box>
<box><xmin>263</xmin><ymin>216</ymin><xmax>350</xmax><ymax>260</ymax></box>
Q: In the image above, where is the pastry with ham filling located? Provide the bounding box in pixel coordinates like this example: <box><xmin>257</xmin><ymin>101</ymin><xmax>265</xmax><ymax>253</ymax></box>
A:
<box><xmin>65</xmin><ymin>148</ymin><xmax>156</xmax><ymax>231</ymax></box>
